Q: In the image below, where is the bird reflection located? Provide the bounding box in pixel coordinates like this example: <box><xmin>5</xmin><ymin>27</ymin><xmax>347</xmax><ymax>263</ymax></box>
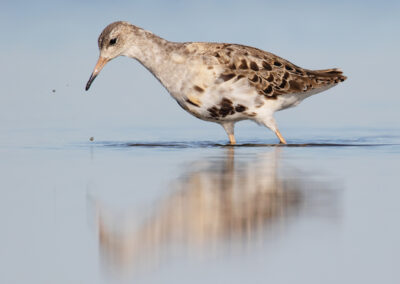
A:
<box><xmin>93</xmin><ymin>148</ymin><xmax>337</xmax><ymax>275</ymax></box>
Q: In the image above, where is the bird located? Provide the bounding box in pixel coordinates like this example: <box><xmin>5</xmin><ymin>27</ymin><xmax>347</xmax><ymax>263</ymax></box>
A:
<box><xmin>85</xmin><ymin>21</ymin><xmax>347</xmax><ymax>145</ymax></box>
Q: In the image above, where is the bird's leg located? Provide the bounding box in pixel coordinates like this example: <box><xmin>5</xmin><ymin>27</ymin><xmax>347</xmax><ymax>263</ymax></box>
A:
<box><xmin>275</xmin><ymin>129</ymin><xmax>287</xmax><ymax>145</ymax></box>
<box><xmin>221</xmin><ymin>122</ymin><xmax>236</xmax><ymax>145</ymax></box>
<box><xmin>229</xmin><ymin>134</ymin><xmax>236</xmax><ymax>145</ymax></box>
<box><xmin>258</xmin><ymin>115</ymin><xmax>287</xmax><ymax>144</ymax></box>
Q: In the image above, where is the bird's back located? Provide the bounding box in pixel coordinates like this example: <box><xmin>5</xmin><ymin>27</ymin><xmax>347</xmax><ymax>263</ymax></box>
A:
<box><xmin>186</xmin><ymin>42</ymin><xmax>347</xmax><ymax>100</ymax></box>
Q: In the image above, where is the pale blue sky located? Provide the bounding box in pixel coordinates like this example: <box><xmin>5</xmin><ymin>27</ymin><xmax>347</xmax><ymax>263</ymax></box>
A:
<box><xmin>1</xmin><ymin>0</ymin><xmax>399</xmax><ymax>136</ymax></box>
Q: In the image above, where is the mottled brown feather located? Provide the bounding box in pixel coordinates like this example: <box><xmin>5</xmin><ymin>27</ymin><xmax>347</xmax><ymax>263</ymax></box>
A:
<box><xmin>199</xmin><ymin>43</ymin><xmax>347</xmax><ymax>99</ymax></box>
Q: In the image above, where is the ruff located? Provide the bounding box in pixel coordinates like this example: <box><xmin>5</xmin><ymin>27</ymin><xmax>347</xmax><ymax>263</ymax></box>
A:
<box><xmin>86</xmin><ymin>21</ymin><xmax>347</xmax><ymax>144</ymax></box>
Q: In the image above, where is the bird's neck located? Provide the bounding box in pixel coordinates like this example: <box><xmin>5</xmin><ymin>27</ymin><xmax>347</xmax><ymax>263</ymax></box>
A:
<box><xmin>124</xmin><ymin>28</ymin><xmax>183</xmax><ymax>93</ymax></box>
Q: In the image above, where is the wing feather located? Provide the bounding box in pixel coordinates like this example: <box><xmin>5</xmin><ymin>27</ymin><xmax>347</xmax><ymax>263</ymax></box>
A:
<box><xmin>200</xmin><ymin>43</ymin><xmax>346</xmax><ymax>99</ymax></box>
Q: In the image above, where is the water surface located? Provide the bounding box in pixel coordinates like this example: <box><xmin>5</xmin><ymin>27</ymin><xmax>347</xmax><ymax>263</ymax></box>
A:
<box><xmin>0</xmin><ymin>128</ymin><xmax>399</xmax><ymax>284</ymax></box>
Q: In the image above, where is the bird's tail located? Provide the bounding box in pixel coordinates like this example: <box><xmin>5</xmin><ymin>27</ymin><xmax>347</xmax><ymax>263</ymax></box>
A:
<box><xmin>308</xmin><ymin>68</ymin><xmax>347</xmax><ymax>84</ymax></box>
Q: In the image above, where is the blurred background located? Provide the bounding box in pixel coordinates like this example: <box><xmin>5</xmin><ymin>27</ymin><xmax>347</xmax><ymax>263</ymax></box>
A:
<box><xmin>1</xmin><ymin>0</ymin><xmax>399</xmax><ymax>139</ymax></box>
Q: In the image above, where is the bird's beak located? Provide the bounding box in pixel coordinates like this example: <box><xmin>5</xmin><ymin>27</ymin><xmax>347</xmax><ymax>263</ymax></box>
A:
<box><xmin>85</xmin><ymin>56</ymin><xmax>109</xmax><ymax>91</ymax></box>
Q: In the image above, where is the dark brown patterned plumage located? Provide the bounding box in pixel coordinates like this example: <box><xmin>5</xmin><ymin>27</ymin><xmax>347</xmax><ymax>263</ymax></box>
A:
<box><xmin>197</xmin><ymin>43</ymin><xmax>347</xmax><ymax>100</ymax></box>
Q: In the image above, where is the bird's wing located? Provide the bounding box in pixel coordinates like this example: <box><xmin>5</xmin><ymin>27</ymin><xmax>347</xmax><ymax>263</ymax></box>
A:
<box><xmin>202</xmin><ymin>43</ymin><xmax>346</xmax><ymax>99</ymax></box>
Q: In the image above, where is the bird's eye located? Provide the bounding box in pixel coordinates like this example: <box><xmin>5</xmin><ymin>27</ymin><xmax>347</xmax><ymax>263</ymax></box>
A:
<box><xmin>109</xmin><ymin>38</ymin><xmax>117</xmax><ymax>45</ymax></box>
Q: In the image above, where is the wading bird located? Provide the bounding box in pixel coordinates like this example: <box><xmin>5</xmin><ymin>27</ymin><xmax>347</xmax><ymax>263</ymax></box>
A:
<box><xmin>86</xmin><ymin>22</ymin><xmax>346</xmax><ymax>144</ymax></box>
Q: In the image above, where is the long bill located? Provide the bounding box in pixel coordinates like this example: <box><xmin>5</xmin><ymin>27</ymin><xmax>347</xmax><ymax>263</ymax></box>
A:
<box><xmin>85</xmin><ymin>56</ymin><xmax>109</xmax><ymax>91</ymax></box>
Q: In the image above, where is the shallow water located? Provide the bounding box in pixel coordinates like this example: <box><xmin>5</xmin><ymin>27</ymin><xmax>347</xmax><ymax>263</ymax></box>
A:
<box><xmin>0</xmin><ymin>128</ymin><xmax>399</xmax><ymax>284</ymax></box>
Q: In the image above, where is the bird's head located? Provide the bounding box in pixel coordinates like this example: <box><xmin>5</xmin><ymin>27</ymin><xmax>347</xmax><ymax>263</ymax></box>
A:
<box><xmin>86</xmin><ymin>21</ymin><xmax>134</xmax><ymax>91</ymax></box>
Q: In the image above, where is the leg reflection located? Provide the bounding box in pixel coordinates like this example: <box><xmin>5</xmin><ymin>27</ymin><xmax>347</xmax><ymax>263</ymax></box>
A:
<box><xmin>92</xmin><ymin>148</ymin><xmax>338</xmax><ymax>274</ymax></box>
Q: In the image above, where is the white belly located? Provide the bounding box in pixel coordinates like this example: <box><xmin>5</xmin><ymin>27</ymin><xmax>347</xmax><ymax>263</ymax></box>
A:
<box><xmin>272</xmin><ymin>84</ymin><xmax>335</xmax><ymax>112</ymax></box>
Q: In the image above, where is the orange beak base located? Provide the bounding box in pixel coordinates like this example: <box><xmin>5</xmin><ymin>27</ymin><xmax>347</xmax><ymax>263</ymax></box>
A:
<box><xmin>85</xmin><ymin>57</ymin><xmax>109</xmax><ymax>91</ymax></box>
